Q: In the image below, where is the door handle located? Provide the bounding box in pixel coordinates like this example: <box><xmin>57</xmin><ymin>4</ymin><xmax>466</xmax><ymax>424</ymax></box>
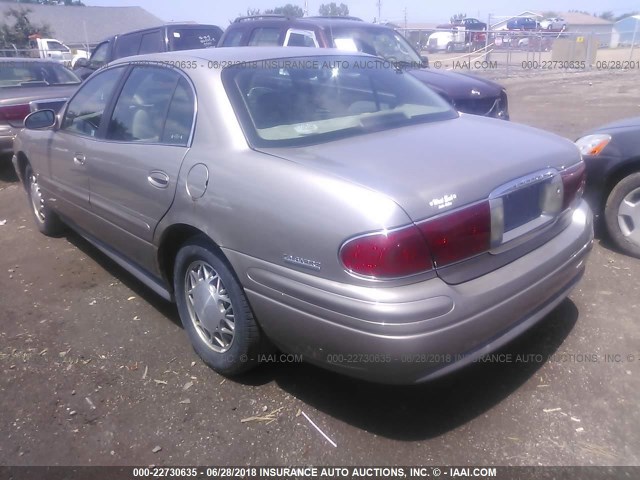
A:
<box><xmin>73</xmin><ymin>153</ymin><xmax>85</xmax><ymax>166</ymax></box>
<box><xmin>148</xmin><ymin>171</ymin><xmax>169</xmax><ymax>189</ymax></box>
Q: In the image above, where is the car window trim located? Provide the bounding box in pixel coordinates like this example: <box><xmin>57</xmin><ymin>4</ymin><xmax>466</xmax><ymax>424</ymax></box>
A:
<box><xmin>284</xmin><ymin>29</ymin><xmax>319</xmax><ymax>47</ymax></box>
<box><xmin>58</xmin><ymin>65</ymin><xmax>128</xmax><ymax>140</ymax></box>
<box><xmin>99</xmin><ymin>63</ymin><xmax>197</xmax><ymax>147</ymax></box>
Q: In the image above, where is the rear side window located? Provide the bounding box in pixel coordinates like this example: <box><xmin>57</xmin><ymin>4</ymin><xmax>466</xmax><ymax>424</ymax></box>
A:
<box><xmin>285</xmin><ymin>30</ymin><xmax>318</xmax><ymax>47</ymax></box>
<box><xmin>139</xmin><ymin>31</ymin><xmax>164</xmax><ymax>54</ymax></box>
<box><xmin>248</xmin><ymin>28</ymin><xmax>281</xmax><ymax>46</ymax></box>
<box><xmin>162</xmin><ymin>77</ymin><xmax>195</xmax><ymax>146</ymax></box>
<box><xmin>62</xmin><ymin>67</ymin><xmax>125</xmax><ymax>137</ymax></box>
<box><xmin>106</xmin><ymin>67</ymin><xmax>194</xmax><ymax>146</ymax></box>
<box><xmin>114</xmin><ymin>33</ymin><xmax>142</xmax><ymax>59</ymax></box>
<box><xmin>169</xmin><ymin>27</ymin><xmax>223</xmax><ymax>50</ymax></box>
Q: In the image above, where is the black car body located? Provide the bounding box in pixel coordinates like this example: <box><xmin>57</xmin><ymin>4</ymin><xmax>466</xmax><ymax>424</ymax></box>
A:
<box><xmin>218</xmin><ymin>16</ymin><xmax>509</xmax><ymax>120</ymax></box>
<box><xmin>576</xmin><ymin>117</ymin><xmax>640</xmax><ymax>257</ymax></box>
<box><xmin>74</xmin><ymin>23</ymin><xmax>223</xmax><ymax>80</ymax></box>
<box><xmin>507</xmin><ymin>17</ymin><xmax>539</xmax><ymax>31</ymax></box>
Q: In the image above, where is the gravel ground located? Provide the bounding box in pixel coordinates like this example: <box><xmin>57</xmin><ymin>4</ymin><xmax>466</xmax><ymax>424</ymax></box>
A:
<box><xmin>0</xmin><ymin>69</ymin><xmax>639</xmax><ymax>468</ymax></box>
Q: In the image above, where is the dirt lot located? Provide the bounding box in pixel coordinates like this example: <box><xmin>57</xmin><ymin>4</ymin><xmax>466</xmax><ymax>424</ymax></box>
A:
<box><xmin>1</xmin><ymin>70</ymin><xmax>639</xmax><ymax>468</ymax></box>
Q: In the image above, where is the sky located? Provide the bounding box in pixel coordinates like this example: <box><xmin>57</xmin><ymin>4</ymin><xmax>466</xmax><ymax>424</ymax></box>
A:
<box><xmin>83</xmin><ymin>1</ymin><xmax>639</xmax><ymax>26</ymax></box>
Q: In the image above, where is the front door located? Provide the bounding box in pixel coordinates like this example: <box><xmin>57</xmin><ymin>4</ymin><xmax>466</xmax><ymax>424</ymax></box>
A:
<box><xmin>86</xmin><ymin>66</ymin><xmax>195</xmax><ymax>268</ymax></box>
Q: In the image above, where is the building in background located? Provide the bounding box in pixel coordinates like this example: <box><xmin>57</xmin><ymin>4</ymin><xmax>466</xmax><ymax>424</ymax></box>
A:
<box><xmin>611</xmin><ymin>15</ymin><xmax>640</xmax><ymax>47</ymax></box>
<box><xmin>0</xmin><ymin>2</ymin><xmax>164</xmax><ymax>49</ymax></box>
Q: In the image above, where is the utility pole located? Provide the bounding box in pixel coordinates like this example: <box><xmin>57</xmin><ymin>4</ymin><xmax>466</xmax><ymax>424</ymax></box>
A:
<box><xmin>404</xmin><ymin>7</ymin><xmax>408</xmax><ymax>29</ymax></box>
<box><xmin>304</xmin><ymin>0</ymin><xmax>308</xmax><ymax>17</ymax></box>
<box><xmin>376</xmin><ymin>0</ymin><xmax>382</xmax><ymax>23</ymax></box>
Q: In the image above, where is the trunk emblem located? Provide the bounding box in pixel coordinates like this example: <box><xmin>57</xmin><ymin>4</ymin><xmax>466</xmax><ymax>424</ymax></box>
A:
<box><xmin>471</xmin><ymin>89</ymin><xmax>481</xmax><ymax>96</ymax></box>
<box><xmin>429</xmin><ymin>193</ymin><xmax>458</xmax><ymax>210</ymax></box>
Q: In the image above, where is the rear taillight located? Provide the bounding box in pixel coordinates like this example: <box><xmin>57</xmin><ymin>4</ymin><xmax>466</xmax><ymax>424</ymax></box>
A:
<box><xmin>561</xmin><ymin>162</ymin><xmax>586</xmax><ymax>210</ymax></box>
<box><xmin>418</xmin><ymin>201</ymin><xmax>491</xmax><ymax>268</ymax></box>
<box><xmin>340</xmin><ymin>225</ymin><xmax>434</xmax><ymax>278</ymax></box>
<box><xmin>0</xmin><ymin>104</ymin><xmax>31</xmax><ymax>125</ymax></box>
<box><xmin>340</xmin><ymin>201</ymin><xmax>494</xmax><ymax>277</ymax></box>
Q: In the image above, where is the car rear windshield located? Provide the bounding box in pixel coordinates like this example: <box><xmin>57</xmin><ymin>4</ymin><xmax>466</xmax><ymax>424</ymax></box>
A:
<box><xmin>0</xmin><ymin>62</ymin><xmax>81</xmax><ymax>87</ymax></box>
<box><xmin>223</xmin><ymin>56</ymin><xmax>456</xmax><ymax>147</ymax></box>
<box><xmin>169</xmin><ymin>27</ymin><xmax>223</xmax><ymax>50</ymax></box>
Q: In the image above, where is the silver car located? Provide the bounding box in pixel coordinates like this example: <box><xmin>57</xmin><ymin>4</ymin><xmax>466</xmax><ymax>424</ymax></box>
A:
<box><xmin>13</xmin><ymin>48</ymin><xmax>593</xmax><ymax>384</ymax></box>
<box><xmin>1</xmin><ymin>58</ymin><xmax>80</xmax><ymax>158</ymax></box>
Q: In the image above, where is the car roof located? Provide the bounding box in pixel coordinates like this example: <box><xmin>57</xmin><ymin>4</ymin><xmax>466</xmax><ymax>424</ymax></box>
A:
<box><xmin>108</xmin><ymin>46</ymin><xmax>373</xmax><ymax>66</ymax></box>
<box><xmin>228</xmin><ymin>15</ymin><xmax>392</xmax><ymax>31</ymax></box>
<box><xmin>0</xmin><ymin>58</ymin><xmax>69</xmax><ymax>64</ymax></box>
<box><xmin>98</xmin><ymin>23</ymin><xmax>223</xmax><ymax>44</ymax></box>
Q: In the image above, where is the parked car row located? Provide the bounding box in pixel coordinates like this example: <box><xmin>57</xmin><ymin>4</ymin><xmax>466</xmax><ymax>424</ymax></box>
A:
<box><xmin>218</xmin><ymin>15</ymin><xmax>509</xmax><ymax>119</ymax></box>
<box><xmin>0</xmin><ymin>15</ymin><xmax>510</xmax><ymax>166</ymax></box>
<box><xmin>3</xmin><ymin>15</ymin><xmax>639</xmax><ymax>386</ymax></box>
<box><xmin>506</xmin><ymin>16</ymin><xmax>567</xmax><ymax>32</ymax></box>
<box><xmin>11</xmin><ymin>46</ymin><xmax>595</xmax><ymax>384</ymax></box>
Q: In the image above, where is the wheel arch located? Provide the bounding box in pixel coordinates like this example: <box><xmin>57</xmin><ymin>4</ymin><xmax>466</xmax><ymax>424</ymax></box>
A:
<box><xmin>604</xmin><ymin>156</ymin><xmax>640</xmax><ymax>202</ymax></box>
<box><xmin>157</xmin><ymin>224</ymin><xmax>225</xmax><ymax>293</ymax></box>
<box><xmin>15</xmin><ymin>151</ymin><xmax>30</xmax><ymax>187</ymax></box>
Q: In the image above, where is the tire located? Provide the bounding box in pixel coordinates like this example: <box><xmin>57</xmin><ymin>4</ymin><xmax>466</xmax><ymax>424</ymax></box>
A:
<box><xmin>174</xmin><ymin>236</ymin><xmax>263</xmax><ymax>376</ymax></box>
<box><xmin>446</xmin><ymin>42</ymin><xmax>454</xmax><ymax>53</ymax></box>
<box><xmin>604</xmin><ymin>172</ymin><xmax>640</xmax><ymax>258</ymax></box>
<box><xmin>24</xmin><ymin>164</ymin><xmax>64</xmax><ymax>236</ymax></box>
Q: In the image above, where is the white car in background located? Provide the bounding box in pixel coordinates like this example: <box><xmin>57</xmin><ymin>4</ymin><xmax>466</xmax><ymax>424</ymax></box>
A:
<box><xmin>539</xmin><ymin>18</ymin><xmax>567</xmax><ymax>31</ymax></box>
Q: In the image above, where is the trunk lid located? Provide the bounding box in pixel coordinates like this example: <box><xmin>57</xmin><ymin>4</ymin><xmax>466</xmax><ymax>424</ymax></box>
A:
<box><xmin>258</xmin><ymin>114</ymin><xmax>581</xmax><ymax>223</ymax></box>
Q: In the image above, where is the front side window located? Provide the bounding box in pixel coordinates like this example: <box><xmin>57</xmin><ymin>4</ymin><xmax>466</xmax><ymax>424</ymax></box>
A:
<box><xmin>223</xmin><ymin>56</ymin><xmax>456</xmax><ymax>147</ymax></box>
<box><xmin>46</xmin><ymin>41</ymin><xmax>69</xmax><ymax>52</ymax></box>
<box><xmin>107</xmin><ymin>67</ymin><xmax>193</xmax><ymax>145</ymax></box>
<box><xmin>89</xmin><ymin>41</ymin><xmax>110</xmax><ymax>68</ymax></box>
<box><xmin>61</xmin><ymin>67</ymin><xmax>124</xmax><ymax>137</ymax></box>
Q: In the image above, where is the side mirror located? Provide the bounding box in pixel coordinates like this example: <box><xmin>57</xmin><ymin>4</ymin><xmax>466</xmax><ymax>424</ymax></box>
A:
<box><xmin>421</xmin><ymin>55</ymin><xmax>429</xmax><ymax>68</ymax></box>
<box><xmin>24</xmin><ymin>109</ymin><xmax>56</xmax><ymax>130</ymax></box>
<box><xmin>74</xmin><ymin>57</ymin><xmax>89</xmax><ymax>69</ymax></box>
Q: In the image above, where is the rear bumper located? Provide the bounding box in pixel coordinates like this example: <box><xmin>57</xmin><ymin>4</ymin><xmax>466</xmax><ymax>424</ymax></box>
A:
<box><xmin>226</xmin><ymin>200</ymin><xmax>593</xmax><ymax>384</ymax></box>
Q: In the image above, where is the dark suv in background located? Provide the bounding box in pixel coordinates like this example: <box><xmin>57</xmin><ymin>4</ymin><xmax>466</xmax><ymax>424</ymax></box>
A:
<box><xmin>74</xmin><ymin>23</ymin><xmax>223</xmax><ymax>80</ymax></box>
<box><xmin>219</xmin><ymin>15</ymin><xmax>509</xmax><ymax>119</ymax></box>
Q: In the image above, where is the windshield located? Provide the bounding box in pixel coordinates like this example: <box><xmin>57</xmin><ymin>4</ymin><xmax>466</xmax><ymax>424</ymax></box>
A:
<box><xmin>330</xmin><ymin>27</ymin><xmax>422</xmax><ymax>66</ymax></box>
<box><xmin>223</xmin><ymin>56</ymin><xmax>456</xmax><ymax>147</ymax></box>
<box><xmin>0</xmin><ymin>61</ymin><xmax>81</xmax><ymax>87</ymax></box>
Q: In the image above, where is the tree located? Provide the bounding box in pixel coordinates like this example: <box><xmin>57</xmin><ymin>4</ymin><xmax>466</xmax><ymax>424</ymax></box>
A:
<box><xmin>450</xmin><ymin>12</ymin><xmax>467</xmax><ymax>24</ymax></box>
<box><xmin>541</xmin><ymin>11</ymin><xmax>559</xmax><ymax>18</ymax></box>
<box><xmin>239</xmin><ymin>7</ymin><xmax>262</xmax><ymax>17</ymax></box>
<box><xmin>264</xmin><ymin>4</ymin><xmax>304</xmax><ymax>17</ymax></box>
<box><xmin>0</xmin><ymin>7</ymin><xmax>53</xmax><ymax>49</ymax></box>
<box><xmin>318</xmin><ymin>2</ymin><xmax>350</xmax><ymax>17</ymax></box>
<box><xmin>599</xmin><ymin>11</ymin><xmax>614</xmax><ymax>21</ymax></box>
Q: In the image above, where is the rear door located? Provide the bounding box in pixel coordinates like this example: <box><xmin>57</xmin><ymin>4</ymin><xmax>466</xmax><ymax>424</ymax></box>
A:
<box><xmin>85</xmin><ymin>65</ymin><xmax>195</xmax><ymax>263</ymax></box>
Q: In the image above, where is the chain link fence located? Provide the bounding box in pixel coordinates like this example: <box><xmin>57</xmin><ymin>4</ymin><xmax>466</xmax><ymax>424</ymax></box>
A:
<box><xmin>413</xmin><ymin>29</ymin><xmax>640</xmax><ymax>79</ymax></box>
